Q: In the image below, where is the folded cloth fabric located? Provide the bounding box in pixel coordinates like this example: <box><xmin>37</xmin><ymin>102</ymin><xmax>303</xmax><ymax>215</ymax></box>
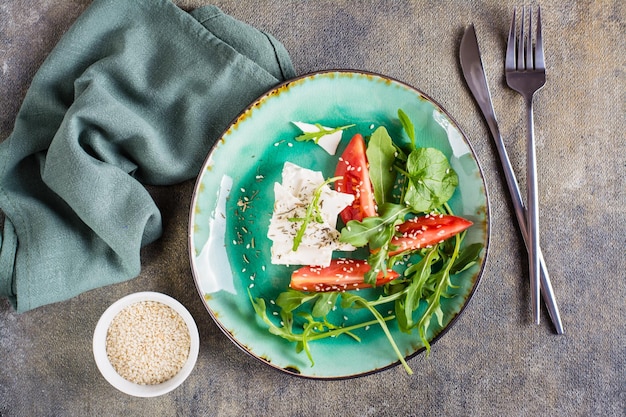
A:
<box><xmin>0</xmin><ymin>0</ymin><xmax>295</xmax><ymax>312</ymax></box>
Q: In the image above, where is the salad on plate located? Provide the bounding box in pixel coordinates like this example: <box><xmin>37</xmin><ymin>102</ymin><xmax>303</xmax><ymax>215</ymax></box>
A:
<box><xmin>250</xmin><ymin>110</ymin><xmax>483</xmax><ymax>375</ymax></box>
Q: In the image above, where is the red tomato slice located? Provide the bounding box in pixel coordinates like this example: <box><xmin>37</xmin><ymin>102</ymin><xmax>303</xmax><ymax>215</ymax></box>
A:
<box><xmin>388</xmin><ymin>214</ymin><xmax>473</xmax><ymax>256</ymax></box>
<box><xmin>290</xmin><ymin>258</ymin><xmax>399</xmax><ymax>292</ymax></box>
<box><xmin>334</xmin><ymin>133</ymin><xmax>377</xmax><ymax>224</ymax></box>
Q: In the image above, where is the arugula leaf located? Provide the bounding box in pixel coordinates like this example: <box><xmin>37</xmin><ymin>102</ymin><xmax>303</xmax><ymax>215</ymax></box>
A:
<box><xmin>363</xmin><ymin>244</ymin><xmax>392</xmax><ymax>285</ymax></box>
<box><xmin>249</xmin><ymin>292</ymin><xmax>299</xmax><ymax>342</ymax></box>
<box><xmin>396</xmin><ymin>247</ymin><xmax>439</xmax><ymax>332</ymax></box>
<box><xmin>339</xmin><ymin>203</ymin><xmax>410</xmax><ymax>284</ymax></box>
<box><xmin>298</xmin><ymin>313</ymin><xmax>326</xmax><ymax>365</ymax></box>
<box><xmin>276</xmin><ymin>289</ymin><xmax>319</xmax><ymax>313</ymax></box>
<box><xmin>415</xmin><ymin>231</ymin><xmax>463</xmax><ymax>354</ymax></box>
<box><xmin>366</xmin><ymin>127</ymin><xmax>397</xmax><ymax>206</ymax></box>
<box><xmin>341</xmin><ymin>293</ymin><xmax>413</xmax><ymax>375</ymax></box>
<box><xmin>294</xmin><ymin>123</ymin><xmax>355</xmax><ymax>144</ymax></box>
<box><xmin>398</xmin><ymin>109</ymin><xmax>416</xmax><ymax>149</ymax></box>
<box><xmin>339</xmin><ymin>203</ymin><xmax>410</xmax><ymax>248</ymax></box>
<box><xmin>312</xmin><ymin>292</ymin><xmax>339</xmax><ymax>317</ymax></box>
<box><xmin>450</xmin><ymin>242</ymin><xmax>484</xmax><ymax>274</ymax></box>
<box><xmin>404</xmin><ymin>148</ymin><xmax>459</xmax><ymax>212</ymax></box>
<box><xmin>416</xmin><ymin>269</ymin><xmax>448</xmax><ymax>353</ymax></box>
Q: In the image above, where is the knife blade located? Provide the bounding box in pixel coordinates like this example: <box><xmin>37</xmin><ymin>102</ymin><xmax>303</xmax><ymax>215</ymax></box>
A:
<box><xmin>459</xmin><ymin>24</ymin><xmax>564</xmax><ymax>334</ymax></box>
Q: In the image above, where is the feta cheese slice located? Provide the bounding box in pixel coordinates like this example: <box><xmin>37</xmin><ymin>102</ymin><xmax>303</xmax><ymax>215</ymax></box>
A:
<box><xmin>292</xmin><ymin>121</ymin><xmax>344</xmax><ymax>155</ymax></box>
<box><xmin>268</xmin><ymin>162</ymin><xmax>355</xmax><ymax>267</ymax></box>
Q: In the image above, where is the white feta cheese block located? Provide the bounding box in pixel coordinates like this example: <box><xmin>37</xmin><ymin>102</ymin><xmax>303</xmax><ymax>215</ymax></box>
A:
<box><xmin>268</xmin><ymin>162</ymin><xmax>355</xmax><ymax>267</ymax></box>
<box><xmin>279</xmin><ymin>160</ymin><xmax>325</xmax><ymax>202</ymax></box>
<box><xmin>292</xmin><ymin>121</ymin><xmax>344</xmax><ymax>155</ymax></box>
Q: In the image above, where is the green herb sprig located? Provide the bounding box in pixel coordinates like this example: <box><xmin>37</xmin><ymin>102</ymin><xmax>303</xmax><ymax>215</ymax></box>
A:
<box><xmin>289</xmin><ymin>176</ymin><xmax>342</xmax><ymax>251</ymax></box>
<box><xmin>295</xmin><ymin>124</ymin><xmax>355</xmax><ymax>144</ymax></box>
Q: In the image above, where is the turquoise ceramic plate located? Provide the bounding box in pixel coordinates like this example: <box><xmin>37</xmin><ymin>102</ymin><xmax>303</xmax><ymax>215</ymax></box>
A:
<box><xmin>189</xmin><ymin>70</ymin><xmax>489</xmax><ymax>379</ymax></box>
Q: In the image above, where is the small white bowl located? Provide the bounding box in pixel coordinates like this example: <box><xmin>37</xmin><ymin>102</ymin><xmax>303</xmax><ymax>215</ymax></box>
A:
<box><xmin>93</xmin><ymin>292</ymin><xmax>200</xmax><ymax>397</ymax></box>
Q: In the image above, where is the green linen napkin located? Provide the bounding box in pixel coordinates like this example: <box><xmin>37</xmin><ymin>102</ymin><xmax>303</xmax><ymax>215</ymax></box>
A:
<box><xmin>0</xmin><ymin>0</ymin><xmax>295</xmax><ymax>312</ymax></box>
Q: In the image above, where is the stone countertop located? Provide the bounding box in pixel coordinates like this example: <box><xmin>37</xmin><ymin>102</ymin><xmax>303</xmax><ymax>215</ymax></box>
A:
<box><xmin>1</xmin><ymin>1</ymin><xmax>624</xmax><ymax>416</ymax></box>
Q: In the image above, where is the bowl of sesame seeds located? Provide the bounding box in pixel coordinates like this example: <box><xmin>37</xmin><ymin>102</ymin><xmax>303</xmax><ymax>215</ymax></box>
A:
<box><xmin>93</xmin><ymin>292</ymin><xmax>199</xmax><ymax>397</ymax></box>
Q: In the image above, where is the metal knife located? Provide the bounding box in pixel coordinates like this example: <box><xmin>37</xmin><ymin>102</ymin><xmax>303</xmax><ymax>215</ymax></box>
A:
<box><xmin>459</xmin><ymin>24</ymin><xmax>564</xmax><ymax>334</ymax></box>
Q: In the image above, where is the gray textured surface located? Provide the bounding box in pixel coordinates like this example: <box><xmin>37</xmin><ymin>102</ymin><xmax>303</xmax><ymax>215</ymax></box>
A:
<box><xmin>1</xmin><ymin>1</ymin><xmax>624</xmax><ymax>416</ymax></box>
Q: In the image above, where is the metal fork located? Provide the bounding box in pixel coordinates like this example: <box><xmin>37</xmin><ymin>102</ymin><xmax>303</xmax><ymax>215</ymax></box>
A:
<box><xmin>505</xmin><ymin>6</ymin><xmax>545</xmax><ymax>325</ymax></box>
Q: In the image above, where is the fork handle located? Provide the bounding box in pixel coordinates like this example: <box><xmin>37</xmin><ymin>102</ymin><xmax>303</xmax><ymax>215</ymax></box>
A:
<box><xmin>526</xmin><ymin>97</ymin><xmax>541</xmax><ymax>326</ymax></box>
<box><xmin>485</xmin><ymin>113</ymin><xmax>564</xmax><ymax>334</ymax></box>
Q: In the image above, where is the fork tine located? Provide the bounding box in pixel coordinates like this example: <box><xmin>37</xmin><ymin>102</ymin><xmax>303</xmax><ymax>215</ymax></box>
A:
<box><xmin>535</xmin><ymin>6</ymin><xmax>545</xmax><ymax>70</ymax></box>
<box><xmin>517</xmin><ymin>7</ymin><xmax>525</xmax><ymax>70</ymax></box>
<box><xmin>527</xmin><ymin>7</ymin><xmax>533</xmax><ymax>69</ymax></box>
<box><xmin>506</xmin><ymin>7</ymin><xmax>517</xmax><ymax>71</ymax></box>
